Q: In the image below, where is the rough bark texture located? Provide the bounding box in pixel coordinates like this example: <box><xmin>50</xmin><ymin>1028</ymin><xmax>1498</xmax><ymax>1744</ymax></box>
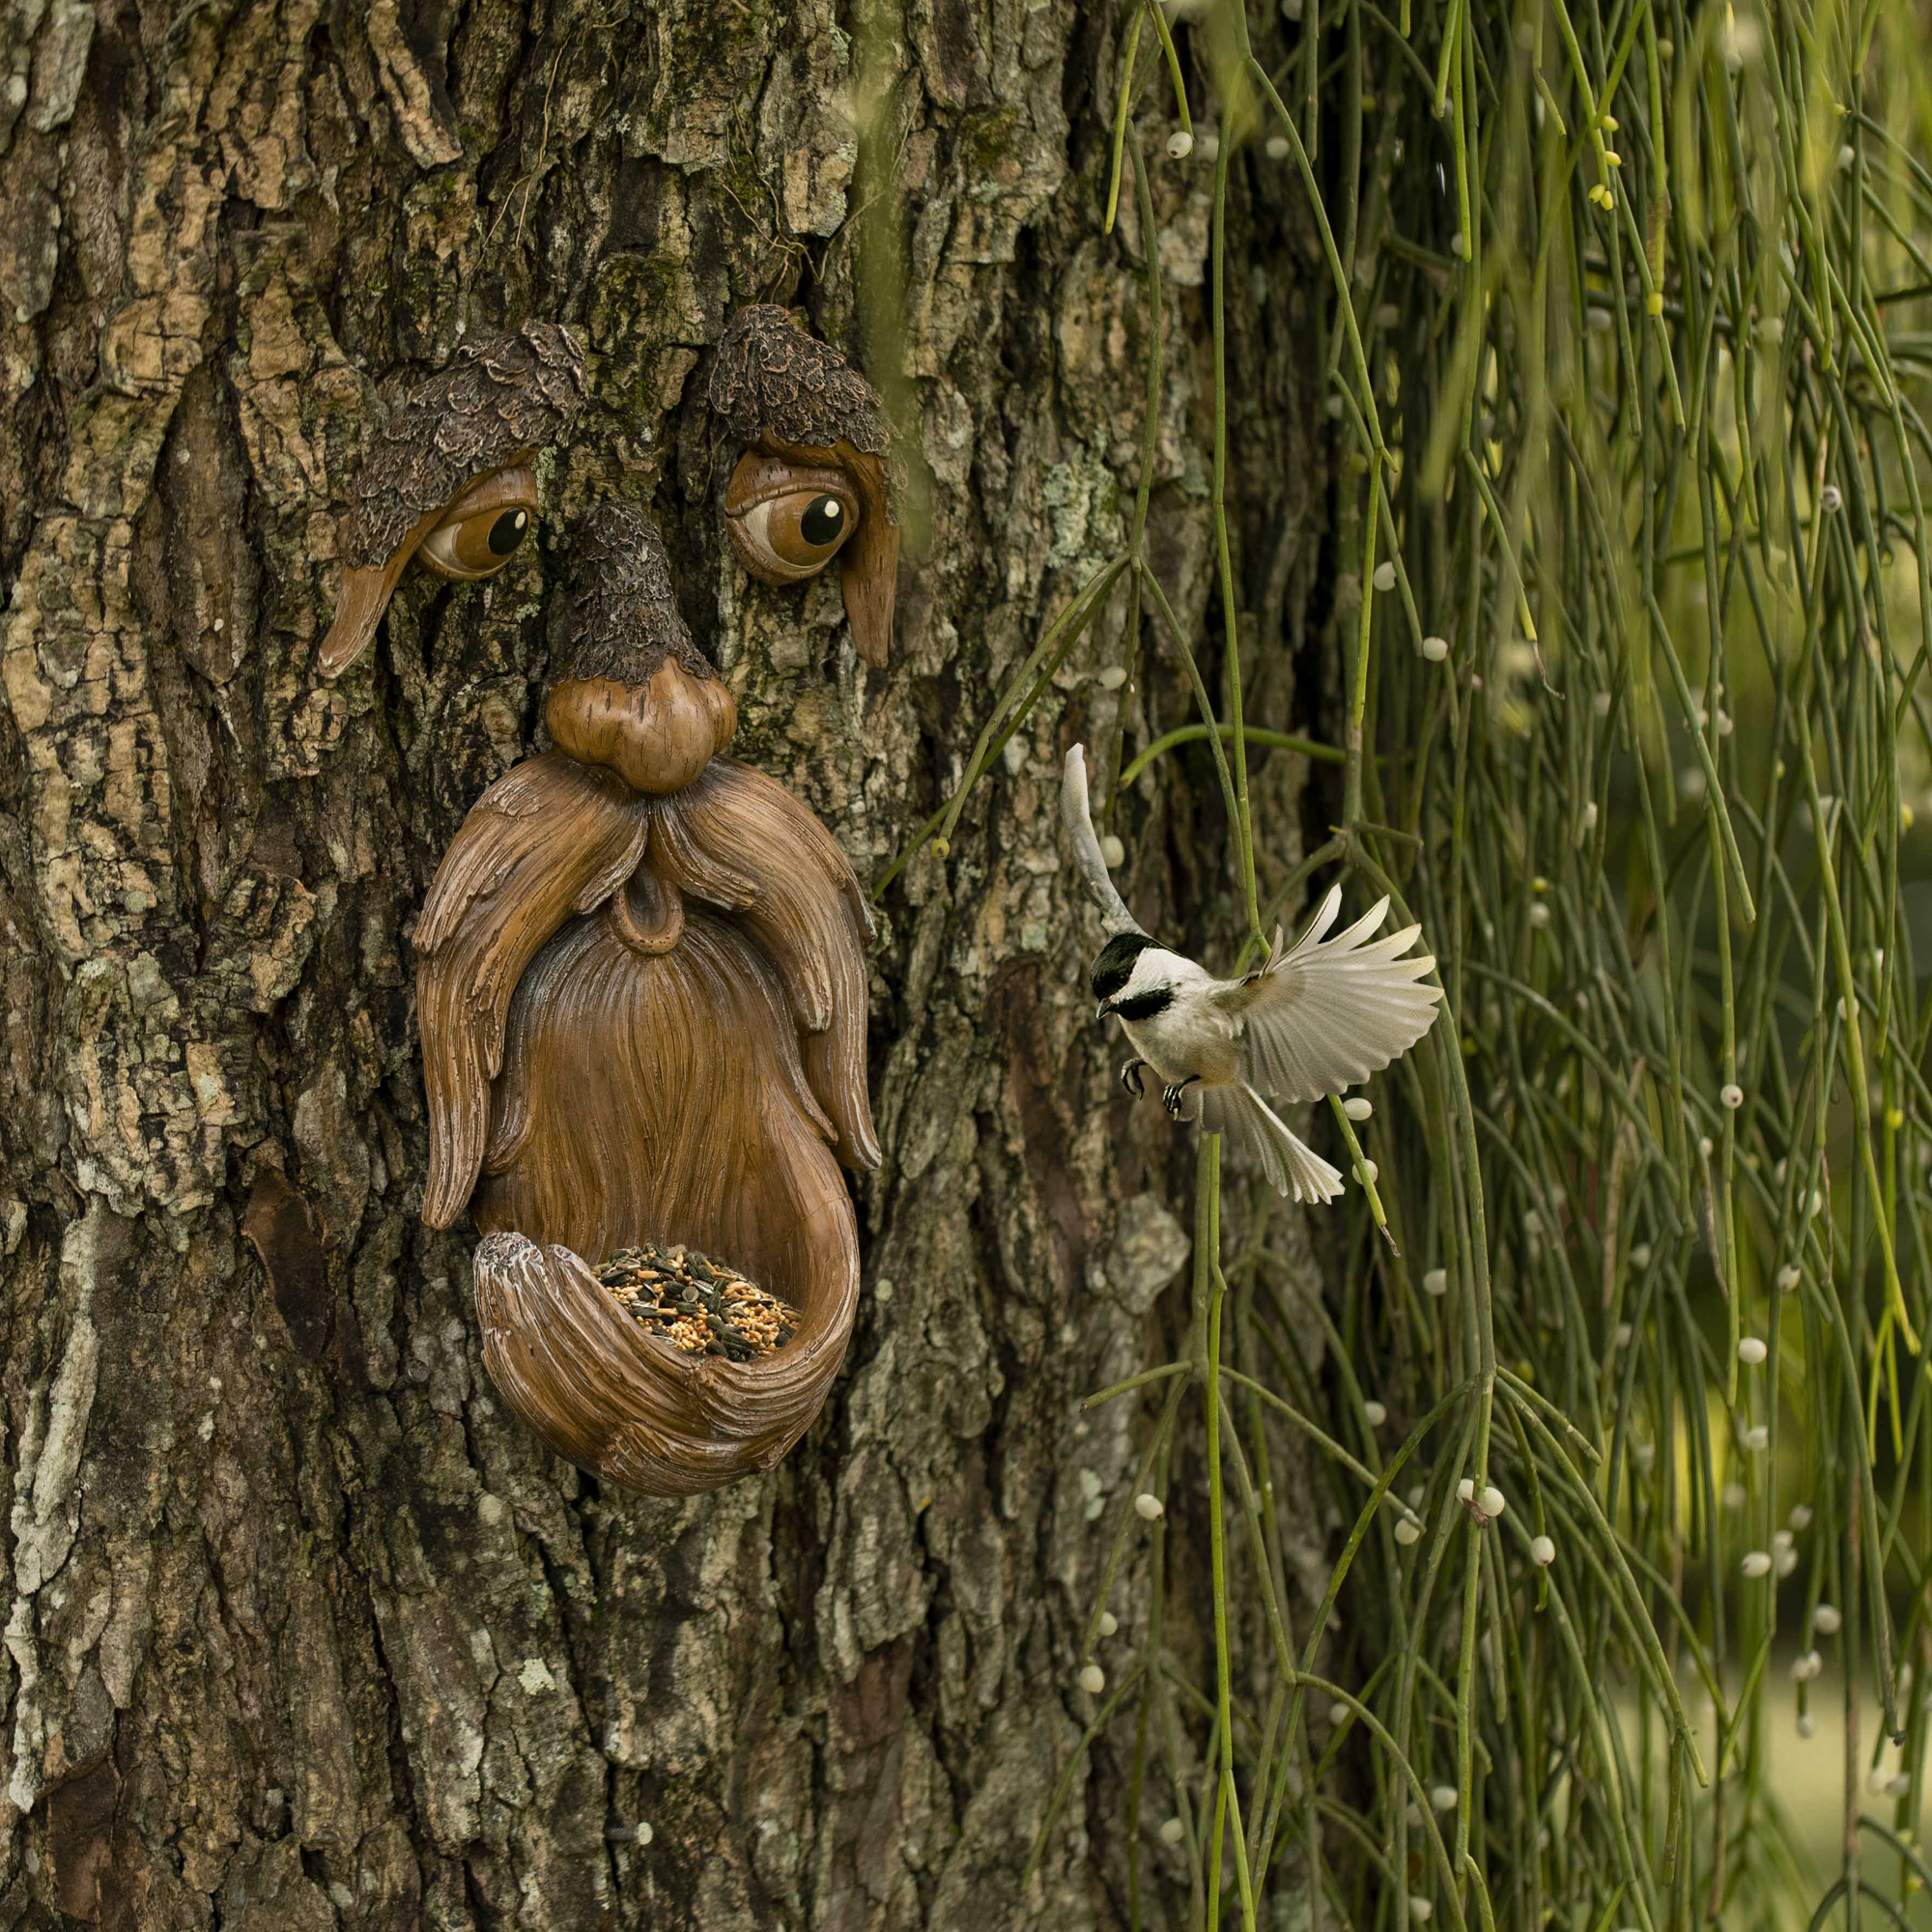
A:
<box><xmin>0</xmin><ymin>4</ymin><xmax>1330</xmax><ymax>1926</ymax></box>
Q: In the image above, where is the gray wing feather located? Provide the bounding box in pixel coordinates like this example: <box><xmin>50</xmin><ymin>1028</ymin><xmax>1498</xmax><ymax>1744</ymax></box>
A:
<box><xmin>1226</xmin><ymin>891</ymin><xmax>1442</xmax><ymax>1103</ymax></box>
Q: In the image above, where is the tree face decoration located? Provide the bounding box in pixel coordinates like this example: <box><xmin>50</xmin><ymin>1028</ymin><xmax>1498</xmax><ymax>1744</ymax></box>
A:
<box><xmin>709</xmin><ymin>305</ymin><xmax>900</xmax><ymax>668</ymax></box>
<box><xmin>324</xmin><ymin>328</ymin><xmax>879</xmax><ymax>1495</ymax></box>
<box><xmin>317</xmin><ymin>322</ymin><xmax>587</xmax><ymax>675</ymax></box>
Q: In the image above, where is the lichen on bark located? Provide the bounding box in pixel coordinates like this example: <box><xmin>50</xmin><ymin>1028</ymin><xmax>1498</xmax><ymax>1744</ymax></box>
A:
<box><xmin>0</xmin><ymin>3</ymin><xmax>1335</xmax><ymax>1926</ymax></box>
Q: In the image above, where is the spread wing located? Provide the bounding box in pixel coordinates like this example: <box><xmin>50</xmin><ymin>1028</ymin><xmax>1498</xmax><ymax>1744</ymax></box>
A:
<box><xmin>1217</xmin><ymin>885</ymin><xmax>1442</xmax><ymax>1104</ymax></box>
<box><xmin>416</xmin><ymin>752</ymin><xmax>651</xmax><ymax>1227</ymax></box>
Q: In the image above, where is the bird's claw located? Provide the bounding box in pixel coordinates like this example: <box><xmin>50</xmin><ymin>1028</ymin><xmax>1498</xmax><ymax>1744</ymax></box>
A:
<box><xmin>1121</xmin><ymin>1059</ymin><xmax>1149</xmax><ymax>1099</ymax></box>
<box><xmin>1161</xmin><ymin>1077</ymin><xmax>1199</xmax><ymax>1120</ymax></box>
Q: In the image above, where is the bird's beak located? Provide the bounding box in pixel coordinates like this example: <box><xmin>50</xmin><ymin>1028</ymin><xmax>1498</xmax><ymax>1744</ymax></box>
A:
<box><xmin>1095</xmin><ymin>1000</ymin><xmax>1113</xmax><ymax>1021</ymax></box>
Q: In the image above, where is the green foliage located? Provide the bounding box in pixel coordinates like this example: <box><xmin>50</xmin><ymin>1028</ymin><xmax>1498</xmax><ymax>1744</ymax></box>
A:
<box><xmin>894</xmin><ymin>0</ymin><xmax>1932</xmax><ymax>1923</ymax></box>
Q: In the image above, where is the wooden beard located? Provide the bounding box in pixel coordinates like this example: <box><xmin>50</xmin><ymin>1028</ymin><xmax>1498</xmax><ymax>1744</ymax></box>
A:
<box><xmin>412</xmin><ymin>506</ymin><xmax>876</xmax><ymax>1495</ymax></box>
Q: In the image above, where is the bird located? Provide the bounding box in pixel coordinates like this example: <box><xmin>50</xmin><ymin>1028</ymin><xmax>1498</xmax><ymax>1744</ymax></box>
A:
<box><xmin>1062</xmin><ymin>745</ymin><xmax>1442</xmax><ymax>1203</ymax></box>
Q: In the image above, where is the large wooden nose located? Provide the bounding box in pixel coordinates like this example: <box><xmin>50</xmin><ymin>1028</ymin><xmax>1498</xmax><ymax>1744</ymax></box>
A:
<box><xmin>543</xmin><ymin>657</ymin><xmax>738</xmax><ymax>795</ymax></box>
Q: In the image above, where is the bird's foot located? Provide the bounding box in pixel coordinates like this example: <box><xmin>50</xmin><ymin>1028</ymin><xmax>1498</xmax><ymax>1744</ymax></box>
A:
<box><xmin>1121</xmin><ymin>1059</ymin><xmax>1149</xmax><ymax>1100</ymax></box>
<box><xmin>1161</xmin><ymin>1076</ymin><xmax>1200</xmax><ymax>1120</ymax></box>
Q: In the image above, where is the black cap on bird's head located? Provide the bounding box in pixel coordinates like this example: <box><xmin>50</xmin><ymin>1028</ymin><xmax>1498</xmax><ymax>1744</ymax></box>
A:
<box><xmin>1091</xmin><ymin>930</ymin><xmax>1155</xmax><ymax>1015</ymax></box>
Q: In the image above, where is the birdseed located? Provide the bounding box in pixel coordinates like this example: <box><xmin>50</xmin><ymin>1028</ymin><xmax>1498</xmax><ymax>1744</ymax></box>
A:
<box><xmin>593</xmin><ymin>1242</ymin><xmax>800</xmax><ymax>1361</ymax></box>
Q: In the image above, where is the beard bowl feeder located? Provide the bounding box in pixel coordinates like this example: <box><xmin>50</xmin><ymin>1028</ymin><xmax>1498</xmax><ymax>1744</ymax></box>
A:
<box><xmin>408</xmin><ymin>504</ymin><xmax>879</xmax><ymax>1495</ymax></box>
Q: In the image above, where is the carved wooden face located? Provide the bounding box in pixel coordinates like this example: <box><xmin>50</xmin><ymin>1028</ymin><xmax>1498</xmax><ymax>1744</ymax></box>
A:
<box><xmin>315</xmin><ymin>331</ymin><xmax>883</xmax><ymax>1496</ymax></box>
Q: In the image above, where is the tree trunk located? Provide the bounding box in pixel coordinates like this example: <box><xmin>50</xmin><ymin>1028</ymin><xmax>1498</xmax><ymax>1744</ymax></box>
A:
<box><xmin>0</xmin><ymin>4</ymin><xmax>1326</xmax><ymax>1926</ymax></box>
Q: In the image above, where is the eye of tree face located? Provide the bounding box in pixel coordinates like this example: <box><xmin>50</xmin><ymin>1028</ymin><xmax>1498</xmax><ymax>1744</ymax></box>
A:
<box><xmin>417</xmin><ymin>482</ymin><xmax>539</xmax><ymax>580</ymax></box>
<box><xmin>710</xmin><ymin>313</ymin><xmax>900</xmax><ymax>668</ymax></box>
<box><xmin>729</xmin><ymin>481</ymin><xmax>861</xmax><ymax>578</ymax></box>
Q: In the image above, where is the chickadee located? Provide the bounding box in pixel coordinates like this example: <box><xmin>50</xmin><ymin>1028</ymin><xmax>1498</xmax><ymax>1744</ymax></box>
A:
<box><xmin>1062</xmin><ymin>745</ymin><xmax>1442</xmax><ymax>1203</ymax></box>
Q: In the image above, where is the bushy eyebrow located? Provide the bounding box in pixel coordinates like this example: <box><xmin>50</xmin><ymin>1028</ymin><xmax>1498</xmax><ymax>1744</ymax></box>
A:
<box><xmin>343</xmin><ymin>322</ymin><xmax>586</xmax><ymax>571</ymax></box>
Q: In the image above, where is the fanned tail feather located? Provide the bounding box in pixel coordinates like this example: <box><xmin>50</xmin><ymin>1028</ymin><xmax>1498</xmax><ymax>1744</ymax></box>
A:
<box><xmin>1198</xmin><ymin>1084</ymin><xmax>1346</xmax><ymax>1205</ymax></box>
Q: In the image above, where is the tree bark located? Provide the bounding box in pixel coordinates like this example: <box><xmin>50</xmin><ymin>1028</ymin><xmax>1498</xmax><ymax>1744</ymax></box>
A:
<box><xmin>0</xmin><ymin>4</ymin><xmax>1328</xmax><ymax>1926</ymax></box>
